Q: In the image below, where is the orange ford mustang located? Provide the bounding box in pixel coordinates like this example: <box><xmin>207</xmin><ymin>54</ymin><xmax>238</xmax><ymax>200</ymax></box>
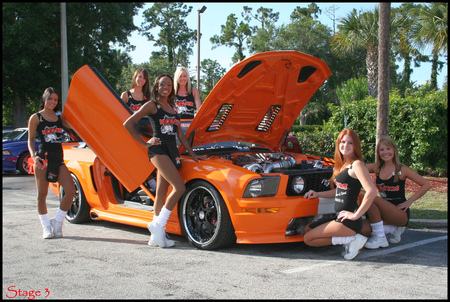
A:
<box><xmin>50</xmin><ymin>51</ymin><xmax>336</xmax><ymax>250</ymax></box>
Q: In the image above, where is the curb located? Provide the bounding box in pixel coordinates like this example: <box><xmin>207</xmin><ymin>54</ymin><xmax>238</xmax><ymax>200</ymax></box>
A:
<box><xmin>409</xmin><ymin>219</ymin><xmax>447</xmax><ymax>228</ymax></box>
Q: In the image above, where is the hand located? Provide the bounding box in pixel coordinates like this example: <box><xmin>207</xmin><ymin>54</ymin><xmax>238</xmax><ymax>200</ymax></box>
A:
<box><xmin>338</xmin><ymin>210</ymin><xmax>357</xmax><ymax>222</ymax></box>
<box><xmin>191</xmin><ymin>154</ymin><xmax>208</xmax><ymax>162</ymax></box>
<box><xmin>34</xmin><ymin>156</ymin><xmax>46</xmax><ymax>170</ymax></box>
<box><xmin>397</xmin><ymin>201</ymin><xmax>411</xmax><ymax>212</ymax></box>
<box><xmin>304</xmin><ymin>190</ymin><xmax>318</xmax><ymax>199</ymax></box>
<box><xmin>146</xmin><ymin>137</ymin><xmax>160</xmax><ymax>147</ymax></box>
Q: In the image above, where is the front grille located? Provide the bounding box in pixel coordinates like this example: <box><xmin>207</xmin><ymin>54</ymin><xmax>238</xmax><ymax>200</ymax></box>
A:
<box><xmin>285</xmin><ymin>171</ymin><xmax>332</xmax><ymax>196</ymax></box>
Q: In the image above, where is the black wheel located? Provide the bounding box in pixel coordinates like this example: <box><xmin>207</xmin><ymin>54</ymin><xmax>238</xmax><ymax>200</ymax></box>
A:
<box><xmin>61</xmin><ymin>173</ymin><xmax>91</xmax><ymax>223</ymax></box>
<box><xmin>17</xmin><ymin>152</ymin><xmax>31</xmax><ymax>175</ymax></box>
<box><xmin>179</xmin><ymin>180</ymin><xmax>236</xmax><ymax>250</ymax></box>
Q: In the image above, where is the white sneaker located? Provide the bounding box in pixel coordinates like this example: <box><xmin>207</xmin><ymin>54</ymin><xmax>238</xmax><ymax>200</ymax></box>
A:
<box><xmin>148</xmin><ymin>234</ymin><xmax>175</xmax><ymax>248</ymax></box>
<box><xmin>344</xmin><ymin>234</ymin><xmax>368</xmax><ymax>260</ymax></box>
<box><xmin>341</xmin><ymin>243</ymin><xmax>349</xmax><ymax>257</ymax></box>
<box><xmin>50</xmin><ymin>218</ymin><xmax>63</xmax><ymax>238</ymax></box>
<box><xmin>147</xmin><ymin>222</ymin><xmax>168</xmax><ymax>248</ymax></box>
<box><xmin>388</xmin><ymin>226</ymin><xmax>406</xmax><ymax>244</ymax></box>
<box><xmin>43</xmin><ymin>226</ymin><xmax>53</xmax><ymax>239</ymax></box>
<box><xmin>365</xmin><ymin>235</ymin><xmax>389</xmax><ymax>249</ymax></box>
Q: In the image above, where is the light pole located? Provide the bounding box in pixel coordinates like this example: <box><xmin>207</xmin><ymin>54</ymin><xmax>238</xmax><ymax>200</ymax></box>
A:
<box><xmin>197</xmin><ymin>5</ymin><xmax>207</xmax><ymax>89</ymax></box>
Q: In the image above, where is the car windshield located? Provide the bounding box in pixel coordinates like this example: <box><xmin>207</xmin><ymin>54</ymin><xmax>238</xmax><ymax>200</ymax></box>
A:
<box><xmin>2</xmin><ymin>129</ymin><xmax>27</xmax><ymax>141</ymax></box>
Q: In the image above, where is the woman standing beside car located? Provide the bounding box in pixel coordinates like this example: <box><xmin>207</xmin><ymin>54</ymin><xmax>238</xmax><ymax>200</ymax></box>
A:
<box><xmin>28</xmin><ymin>87</ymin><xmax>75</xmax><ymax>239</ymax></box>
<box><xmin>124</xmin><ymin>74</ymin><xmax>207</xmax><ymax>248</ymax></box>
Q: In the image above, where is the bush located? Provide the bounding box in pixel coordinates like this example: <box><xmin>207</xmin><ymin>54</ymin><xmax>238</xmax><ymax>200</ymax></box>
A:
<box><xmin>296</xmin><ymin>89</ymin><xmax>447</xmax><ymax>176</ymax></box>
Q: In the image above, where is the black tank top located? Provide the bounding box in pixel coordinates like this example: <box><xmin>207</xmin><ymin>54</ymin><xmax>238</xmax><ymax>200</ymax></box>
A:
<box><xmin>334</xmin><ymin>165</ymin><xmax>362</xmax><ymax>213</ymax></box>
<box><xmin>147</xmin><ymin>101</ymin><xmax>180</xmax><ymax>143</ymax></box>
<box><xmin>376</xmin><ymin>171</ymin><xmax>406</xmax><ymax>206</ymax></box>
<box><xmin>174</xmin><ymin>92</ymin><xmax>196</xmax><ymax>119</ymax></box>
<box><xmin>127</xmin><ymin>90</ymin><xmax>147</xmax><ymax>112</ymax></box>
<box><xmin>36</xmin><ymin>112</ymin><xmax>64</xmax><ymax>153</ymax></box>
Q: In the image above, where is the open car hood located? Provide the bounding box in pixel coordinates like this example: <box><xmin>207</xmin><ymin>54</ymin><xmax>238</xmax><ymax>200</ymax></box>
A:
<box><xmin>185</xmin><ymin>51</ymin><xmax>331</xmax><ymax>151</ymax></box>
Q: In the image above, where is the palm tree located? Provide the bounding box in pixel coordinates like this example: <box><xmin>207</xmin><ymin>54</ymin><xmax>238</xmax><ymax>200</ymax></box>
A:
<box><xmin>412</xmin><ymin>3</ymin><xmax>448</xmax><ymax>90</ymax></box>
<box><xmin>331</xmin><ymin>8</ymin><xmax>380</xmax><ymax>98</ymax></box>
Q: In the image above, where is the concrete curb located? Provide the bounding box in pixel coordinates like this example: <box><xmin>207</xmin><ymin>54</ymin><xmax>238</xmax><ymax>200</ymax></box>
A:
<box><xmin>409</xmin><ymin>219</ymin><xmax>447</xmax><ymax>228</ymax></box>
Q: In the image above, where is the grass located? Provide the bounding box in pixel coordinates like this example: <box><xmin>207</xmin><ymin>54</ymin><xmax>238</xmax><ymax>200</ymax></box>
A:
<box><xmin>408</xmin><ymin>190</ymin><xmax>447</xmax><ymax>220</ymax></box>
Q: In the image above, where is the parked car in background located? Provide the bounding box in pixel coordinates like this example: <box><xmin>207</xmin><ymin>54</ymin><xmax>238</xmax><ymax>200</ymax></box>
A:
<box><xmin>2</xmin><ymin>128</ymin><xmax>39</xmax><ymax>174</ymax></box>
<box><xmin>50</xmin><ymin>51</ymin><xmax>336</xmax><ymax>250</ymax></box>
<box><xmin>2</xmin><ymin>125</ymin><xmax>15</xmax><ymax>138</ymax></box>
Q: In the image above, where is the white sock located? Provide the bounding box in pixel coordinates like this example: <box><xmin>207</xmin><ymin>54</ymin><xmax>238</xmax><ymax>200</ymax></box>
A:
<box><xmin>332</xmin><ymin>236</ymin><xmax>356</xmax><ymax>245</ymax></box>
<box><xmin>39</xmin><ymin>214</ymin><xmax>51</xmax><ymax>228</ymax></box>
<box><xmin>383</xmin><ymin>224</ymin><xmax>397</xmax><ymax>235</ymax></box>
<box><xmin>155</xmin><ymin>206</ymin><xmax>171</xmax><ymax>229</ymax></box>
<box><xmin>54</xmin><ymin>209</ymin><xmax>67</xmax><ymax>223</ymax></box>
<box><xmin>370</xmin><ymin>221</ymin><xmax>385</xmax><ymax>237</ymax></box>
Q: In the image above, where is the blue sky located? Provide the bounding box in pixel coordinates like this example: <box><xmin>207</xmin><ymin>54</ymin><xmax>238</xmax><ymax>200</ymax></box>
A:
<box><xmin>118</xmin><ymin>2</ymin><xmax>447</xmax><ymax>88</ymax></box>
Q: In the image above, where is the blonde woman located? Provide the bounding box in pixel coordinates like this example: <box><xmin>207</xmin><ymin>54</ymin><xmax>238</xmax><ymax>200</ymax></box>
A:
<box><xmin>361</xmin><ymin>136</ymin><xmax>431</xmax><ymax>249</ymax></box>
<box><xmin>173</xmin><ymin>66</ymin><xmax>202</xmax><ymax>120</ymax></box>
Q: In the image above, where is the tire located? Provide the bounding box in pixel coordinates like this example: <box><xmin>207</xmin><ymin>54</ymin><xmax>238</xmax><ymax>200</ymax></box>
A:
<box><xmin>61</xmin><ymin>173</ymin><xmax>91</xmax><ymax>224</ymax></box>
<box><xmin>17</xmin><ymin>152</ymin><xmax>31</xmax><ymax>175</ymax></box>
<box><xmin>179</xmin><ymin>180</ymin><xmax>236</xmax><ymax>250</ymax></box>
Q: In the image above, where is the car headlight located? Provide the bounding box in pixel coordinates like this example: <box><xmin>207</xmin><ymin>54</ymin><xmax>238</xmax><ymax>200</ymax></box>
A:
<box><xmin>292</xmin><ymin>176</ymin><xmax>306</xmax><ymax>194</ymax></box>
<box><xmin>243</xmin><ymin>176</ymin><xmax>280</xmax><ymax>197</ymax></box>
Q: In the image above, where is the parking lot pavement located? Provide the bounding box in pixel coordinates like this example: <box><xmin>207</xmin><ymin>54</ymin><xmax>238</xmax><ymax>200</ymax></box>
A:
<box><xmin>2</xmin><ymin>173</ymin><xmax>448</xmax><ymax>299</ymax></box>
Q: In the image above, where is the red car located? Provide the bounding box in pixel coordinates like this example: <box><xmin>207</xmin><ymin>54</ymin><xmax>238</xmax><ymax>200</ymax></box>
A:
<box><xmin>51</xmin><ymin>51</ymin><xmax>336</xmax><ymax>249</ymax></box>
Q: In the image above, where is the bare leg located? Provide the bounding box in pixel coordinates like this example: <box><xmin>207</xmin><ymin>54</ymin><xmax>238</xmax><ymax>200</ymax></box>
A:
<box><xmin>304</xmin><ymin>220</ymin><xmax>356</xmax><ymax>247</ymax></box>
<box><xmin>150</xmin><ymin>154</ymin><xmax>185</xmax><ymax>215</ymax></box>
<box><xmin>34</xmin><ymin>165</ymin><xmax>49</xmax><ymax>215</ymax></box>
<box><xmin>56</xmin><ymin>165</ymin><xmax>75</xmax><ymax>211</ymax></box>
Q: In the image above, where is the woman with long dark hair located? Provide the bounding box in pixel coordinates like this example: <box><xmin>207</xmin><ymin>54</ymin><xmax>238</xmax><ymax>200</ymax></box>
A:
<box><xmin>124</xmin><ymin>74</ymin><xmax>207</xmax><ymax>248</ymax></box>
<box><xmin>28</xmin><ymin>87</ymin><xmax>75</xmax><ymax>239</ymax></box>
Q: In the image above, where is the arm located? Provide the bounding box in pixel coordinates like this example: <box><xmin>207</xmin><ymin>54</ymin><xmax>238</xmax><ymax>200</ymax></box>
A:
<box><xmin>120</xmin><ymin>91</ymin><xmax>128</xmax><ymax>104</ymax></box>
<box><xmin>399</xmin><ymin>165</ymin><xmax>431</xmax><ymax>210</ymax></box>
<box><xmin>27</xmin><ymin>114</ymin><xmax>45</xmax><ymax>170</ymax></box>
<box><xmin>366</xmin><ymin>162</ymin><xmax>377</xmax><ymax>173</ymax></box>
<box><xmin>192</xmin><ymin>87</ymin><xmax>202</xmax><ymax>110</ymax></box>
<box><xmin>176</xmin><ymin>126</ymin><xmax>207</xmax><ymax>162</ymax></box>
<box><xmin>60</xmin><ymin>112</ymin><xmax>72</xmax><ymax>129</ymax></box>
<box><xmin>304</xmin><ymin>188</ymin><xmax>336</xmax><ymax>199</ymax></box>
<box><xmin>123</xmin><ymin>102</ymin><xmax>159</xmax><ymax>148</ymax></box>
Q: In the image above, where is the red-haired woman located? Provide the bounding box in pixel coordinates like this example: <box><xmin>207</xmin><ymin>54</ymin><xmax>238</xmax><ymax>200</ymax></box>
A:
<box><xmin>303</xmin><ymin>129</ymin><xmax>377</xmax><ymax>260</ymax></box>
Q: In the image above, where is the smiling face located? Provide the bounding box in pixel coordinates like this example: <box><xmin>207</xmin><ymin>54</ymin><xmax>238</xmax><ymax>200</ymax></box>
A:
<box><xmin>178</xmin><ymin>71</ymin><xmax>188</xmax><ymax>87</ymax></box>
<box><xmin>135</xmin><ymin>71</ymin><xmax>146</xmax><ymax>87</ymax></box>
<box><xmin>45</xmin><ymin>93</ymin><xmax>59</xmax><ymax>111</ymax></box>
<box><xmin>339</xmin><ymin>134</ymin><xmax>354</xmax><ymax>158</ymax></box>
<box><xmin>378</xmin><ymin>142</ymin><xmax>395</xmax><ymax>163</ymax></box>
<box><xmin>158</xmin><ymin>76</ymin><xmax>173</xmax><ymax>97</ymax></box>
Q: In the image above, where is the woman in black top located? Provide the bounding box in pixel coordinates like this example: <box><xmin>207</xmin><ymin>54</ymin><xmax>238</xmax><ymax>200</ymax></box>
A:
<box><xmin>362</xmin><ymin>136</ymin><xmax>431</xmax><ymax>249</ymax></box>
<box><xmin>173</xmin><ymin>66</ymin><xmax>202</xmax><ymax>120</ymax></box>
<box><xmin>124</xmin><ymin>74</ymin><xmax>207</xmax><ymax>248</ymax></box>
<box><xmin>120</xmin><ymin>68</ymin><xmax>150</xmax><ymax>112</ymax></box>
<box><xmin>303</xmin><ymin>129</ymin><xmax>377</xmax><ymax>260</ymax></box>
<box><xmin>28</xmin><ymin>87</ymin><xmax>75</xmax><ymax>239</ymax></box>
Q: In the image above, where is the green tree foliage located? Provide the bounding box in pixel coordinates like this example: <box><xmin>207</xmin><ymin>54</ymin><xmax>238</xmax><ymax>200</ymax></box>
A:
<box><xmin>200</xmin><ymin>59</ymin><xmax>226</xmax><ymax>100</ymax></box>
<box><xmin>2</xmin><ymin>2</ymin><xmax>141</xmax><ymax>127</ymax></box>
<box><xmin>140</xmin><ymin>3</ymin><xmax>196</xmax><ymax>69</ymax></box>
<box><xmin>210</xmin><ymin>13</ymin><xmax>252</xmax><ymax>63</ymax></box>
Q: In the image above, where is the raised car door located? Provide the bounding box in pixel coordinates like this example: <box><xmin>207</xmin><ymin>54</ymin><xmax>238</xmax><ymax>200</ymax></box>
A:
<box><xmin>64</xmin><ymin>65</ymin><xmax>153</xmax><ymax>192</ymax></box>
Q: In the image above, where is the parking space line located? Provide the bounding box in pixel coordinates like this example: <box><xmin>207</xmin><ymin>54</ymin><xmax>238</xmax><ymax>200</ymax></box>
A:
<box><xmin>281</xmin><ymin>235</ymin><xmax>448</xmax><ymax>274</ymax></box>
